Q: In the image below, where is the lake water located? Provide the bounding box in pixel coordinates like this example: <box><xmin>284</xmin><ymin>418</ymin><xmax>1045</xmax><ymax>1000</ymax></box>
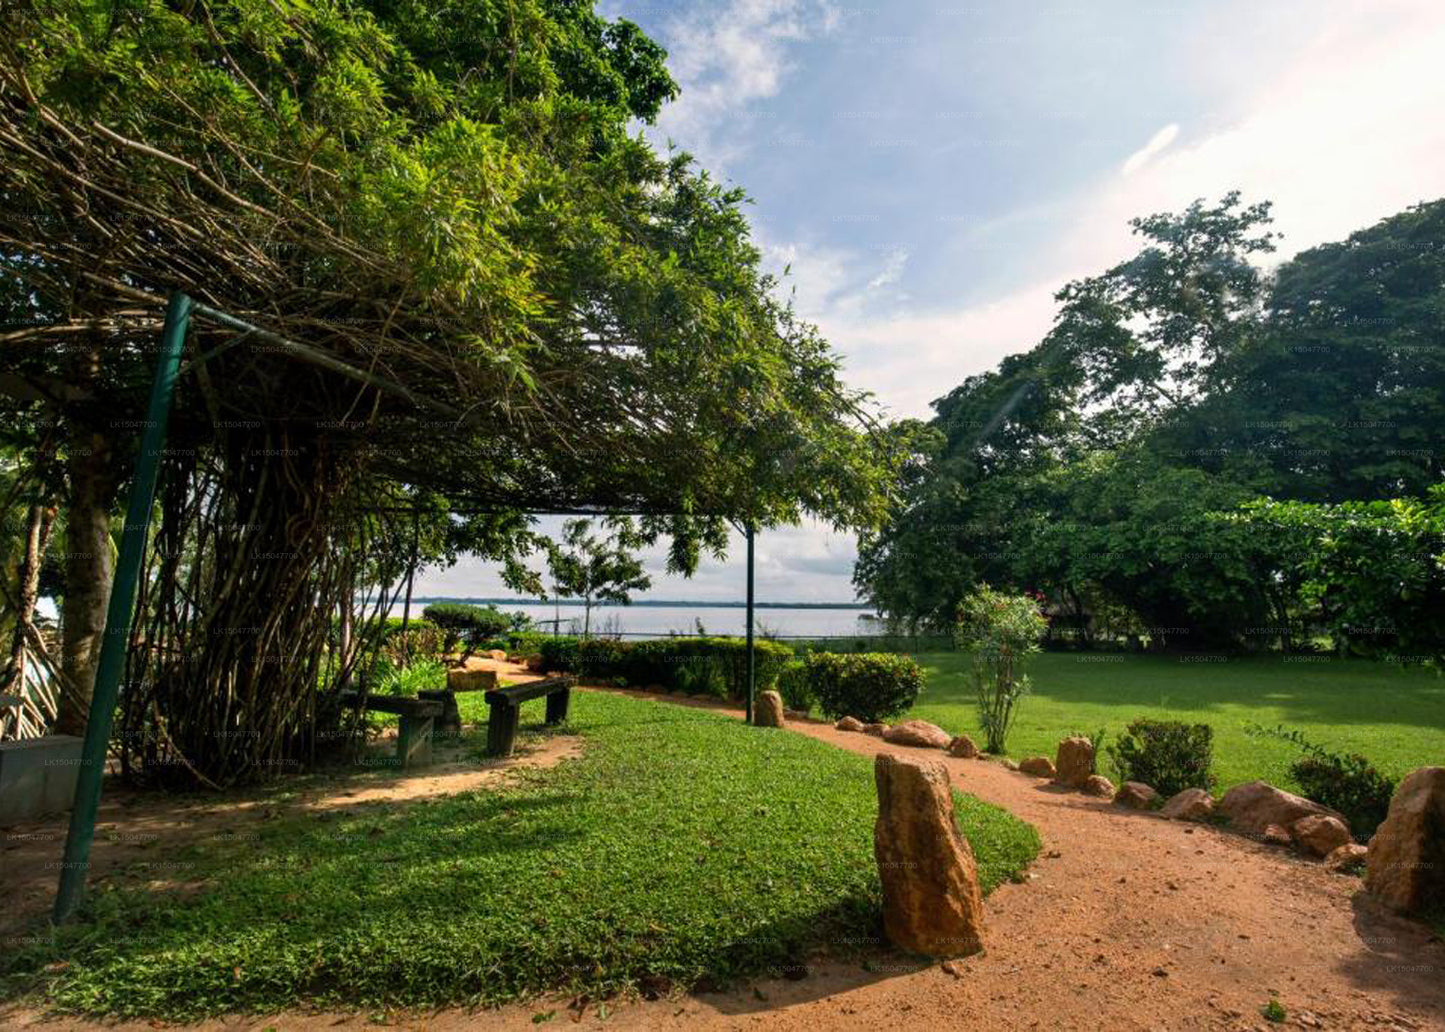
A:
<box><xmin>389</xmin><ymin>602</ymin><xmax>879</xmax><ymax>640</ymax></box>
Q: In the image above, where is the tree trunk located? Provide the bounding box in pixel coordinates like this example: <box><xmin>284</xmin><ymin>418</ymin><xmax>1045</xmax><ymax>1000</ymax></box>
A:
<box><xmin>56</xmin><ymin>426</ymin><xmax>118</xmax><ymax>736</ymax></box>
<box><xmin>3</xmin><ymin>505</ymin><xmax>54</xmax><ymax>692</ymax></box>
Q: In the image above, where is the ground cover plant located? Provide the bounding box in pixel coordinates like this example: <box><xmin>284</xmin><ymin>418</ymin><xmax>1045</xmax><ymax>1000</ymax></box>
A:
<box><xmin>904</xmin><ymin>652</ymin><xmax>1444</xmax><ymax>791</ymax></box>
<box><xmin>0</xmin><ymin>690</ymin><xmax>1039</xmax><ymax>1019</ymax></box>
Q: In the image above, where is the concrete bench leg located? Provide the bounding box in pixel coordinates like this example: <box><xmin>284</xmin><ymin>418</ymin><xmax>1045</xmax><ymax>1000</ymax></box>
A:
<box><xmin>397</xmin><ymin>714</ymin><xmax>435</xmax><ymax>768</ymax></box>
<box><xmin>486</xmin><ymin>700</ymin><xmax>520</xmax><ymax>758</ymax></box>
<box><xmin>418</xmin><ymin>689</ymin><xmax>462</xmax><ymax>742</ymax></box>
<box><xmin>544</xmin><ymin>687</ymin><xmax>571</xmax><ymax>726</ymax></box>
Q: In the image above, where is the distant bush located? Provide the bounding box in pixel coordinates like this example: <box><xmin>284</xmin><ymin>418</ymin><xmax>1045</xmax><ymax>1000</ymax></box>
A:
<box><xmin>1250</xmin><ymin>725</ymin><xmax>1397</xmax><ymax>840</ymax></box>
<box><xmin>1107</xmin><ymin>719</ymin><xmax>1215</xmax><ymax>798</ymax></box>
<box><xmin>804</xmin><ymin>652</ymin><xmax>922</xmax><ymax>723</ymax></box>
<box><xmin>536</xmin><ymin>636</ymin><xmax>793</xmax><ymax>700</ymax></box>
<box><xmin>775</xmin><ymin>659</ymin><xmax>814</xmax><ymax>712</ymax></box>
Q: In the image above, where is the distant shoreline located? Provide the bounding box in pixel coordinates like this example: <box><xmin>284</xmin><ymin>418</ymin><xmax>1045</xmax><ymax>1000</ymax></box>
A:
<box><xmin>379</xmin><ymin>597</ymin><xmax>873</xmax><ymax>611</ymax></box>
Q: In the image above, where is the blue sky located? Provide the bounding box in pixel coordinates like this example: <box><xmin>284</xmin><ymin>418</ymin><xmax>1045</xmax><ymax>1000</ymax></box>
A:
<box><xmin>412</xmin><ymin>0</ymin><xmax>1445</xmax><ymax>604</ymax></box>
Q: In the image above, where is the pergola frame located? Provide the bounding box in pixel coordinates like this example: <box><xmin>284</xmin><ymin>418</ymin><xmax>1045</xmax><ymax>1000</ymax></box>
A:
<box><xmin>52</xmin><ymin>293</ymin><xmax>763</xmax><ymax>922</ymax></box>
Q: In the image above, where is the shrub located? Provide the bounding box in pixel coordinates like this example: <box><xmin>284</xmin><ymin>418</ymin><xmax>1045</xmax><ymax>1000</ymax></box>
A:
<box><xmin>675</xmin><ymin>656</ymin><xmax>728</xmax><ymax>698</ymax></box>
<box><xmin>371</xmin><ymin>658</ymin><xmax>447</xmax><ymax>698</ymax></box>
<box><xmin>775</xmin><ymin>660</ymin><xmax>814</xmax><ymax>712</ymax></box>
<box><xmin>804</xmin><ymin>652</ymin><xmax>922</xmax><ymax>723</ymax></box>
<box><xmin>1249</xmin><ymin>725</ymin><xmax>1397</xmax><ymax>840</ymax></box>
<box><xmin>1107</xmin><ymin>719</ymin><xmax>1215</xmax><ymax>798</ymax></box>
<box><xmin>534</xmin><ymin>635</ymin><xmax>793</xmax><ymax>700</ymax></box>
<box><xmin>422</xmin><ymin>603</ymin><xmax>521</xmax><ymax>662</ymax></box>
<box><xmin>378</xmin><ymin>619</ymin><xmax>445</xmax><ymax>664</ymax></box>
<box><xmin>955</xmin><ymin>585</ymin><xmax>1047</xmax><ymax>753</ymax></box>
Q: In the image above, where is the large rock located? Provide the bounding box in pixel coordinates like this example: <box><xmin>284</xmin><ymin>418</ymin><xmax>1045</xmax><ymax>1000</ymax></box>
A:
<box><xmin>1019</xmin><ymin>756</ymin><xmax>1056</xmax><ymax>778</ymax></box>
<box><xmin>947</xmin><ymin>734</ymin><xmax>979</xmax><ymax>759</ymax></box>
<box><xmin>754</xmin><ymin>691</ymin><xmax>786</xmax><ymax>728</ymax></box>
<box><xmin>486</xmin><ymin>649</ymin><xmax>508</xmax><ymax>661</ymax></box>
<box><xmin>1291</xmin><ymin>814</ymin><xmax>1351</xmax><ymax>858</ymax></box>
<box><xmin>1217</xmin><ymin>781</ymin><xmax>1346</xmax><ymax>837</ymax></box>
<box><xmin>835</xmin><ymin>716</ymin><xmax>865</xmax><ymax>732</ymax></box>
<box><xmin>1053</xmin><ymin>737</ymin><xmax>1095</xmax><ymax>788</ymax></box>
<box><xmin>883</xmin><ymin>720</ymin><xmax>952</xmax><ymax>749</ymax></box>
<box><xmin>1114</xmin><ymin>782</ymin><xmax>1159</xmax><ymax>810</ymax></box>
<box><xmin>1366</xmin><ymin>766</ymin><xmax>1445</xmax><ymax>914</ymax></box>
<box><xmin>862</xmin><ymin>723</ymin><xmax>889</xmax><ymax>737</ymax></box>
<box><xmin>1160</xmin><ymin>788</ymin><xmax>1215</xmax><ymax>821</ymax></box>
<box><xmin>1082</xmin><ymin>775</ymin><xmax>1116</xmax><ymax>798</ymax></box>
<box><xmin>873</xmin><ymin>753</ymin><xmax>985</xmax><ymax>957</ymax></box>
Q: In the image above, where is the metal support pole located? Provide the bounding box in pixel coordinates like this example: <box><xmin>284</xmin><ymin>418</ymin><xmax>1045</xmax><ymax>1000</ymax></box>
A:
<box><xmin>54</xmin><ymin>292</ymin><xmax>192</xmax><ymax>923</ymax></box>
<box><xmin>745</xmin><ymin>524</ymin><xmax>755</xmax><ymax>725</ymax></box>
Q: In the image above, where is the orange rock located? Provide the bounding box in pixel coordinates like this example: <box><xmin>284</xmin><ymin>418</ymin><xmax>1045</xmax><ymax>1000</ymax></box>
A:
<box><xmin>883</xmin><ymin>720</ymin><xmax>952</xmax><ymax>749</ymax></box>
<box><xmin>1366</xmin><ymin>766</ymin><xmax>1445</xmax><ymax>914</ymax></box>
<box><xmin>754</xmin><ymin>690</ymin><xmax>785</xmax><ymax>728</ymax></box>
<box><xmin>873</xmin><ymin>753</ymin><xmax>985</xmax><ymax>957</ymax></box>
<box><xmin>1052</xmin><ymin>737</ymin><xmax>1095</xmax><ymax>788</ymax></box>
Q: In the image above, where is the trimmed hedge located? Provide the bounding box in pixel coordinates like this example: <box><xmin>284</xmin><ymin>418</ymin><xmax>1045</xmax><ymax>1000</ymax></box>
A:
<box><xmin>804</xmin><ymin>652</ymin><xmax>923</xmax><ymax>723</ymax></box>
<box><xmin>536</xmin><ymin>636</ymin><xmax>793</xmax><ymax>700</ymax></box>
<box><xmin>775</xmin><ymin>659</ymin><xmax>814</xmax><ymax>712</ymax></box>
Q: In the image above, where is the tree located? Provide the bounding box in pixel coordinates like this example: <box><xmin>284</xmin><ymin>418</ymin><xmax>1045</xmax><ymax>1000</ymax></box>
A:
<box><xmin>546</xmin><ymin>519</ymin><xmax>651</xmax><ymax>638</ymax></box>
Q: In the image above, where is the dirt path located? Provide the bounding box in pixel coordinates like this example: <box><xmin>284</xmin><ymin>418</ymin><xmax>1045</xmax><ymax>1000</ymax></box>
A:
<box><xmin>6</xmin><ymin>687</ymin><xmax>1443</xmax><ymax>1032</ymax></box>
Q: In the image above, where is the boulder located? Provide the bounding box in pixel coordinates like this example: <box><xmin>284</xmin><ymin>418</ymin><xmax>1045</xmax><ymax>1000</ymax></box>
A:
<box><xmin>784</xmin><ymin>709</ymin><xmax>810</xmax><ymax>721</ymax></box>
<box><xmin>835</xmin><ymin>716</ymin><xmax>865</xmax><ymax>732</ymax></box>
<box><xmin>1082</xmin><ymin>775</ymin><xmax>1116</xmax><ymax>798</ymax></box>
<box><xmin>947</xmin><ymin>734</ymin><xmax>980</xmax><ymax>759</ymax></box>
<box><xmin>1053</xmin><ymin>737</ymin><xmax>1095</xmax><ymax>788</ymax></box>
<box><xmin>1291</xmin><ymin>814</ymin><xmax>1351</xmax><ymax>858</ymax></box>
<box><xmin>1159</xmin><ymin>788</ymin><xmax>1215</xmax><ymax>821</ymax></box>
<box><xmin>1262</xmin><ymin>824</ymin><xmax>1293</xmax><ymax>847</ymax></box>
<box><xmin>1114</xmin><ymin>782</ymin><xmax>1159</xmax><ymax>810</ymax></box>
<box><xmin>1019</xmin><ymin>756</ymin><xmax>1056</xmax><ymax>778</ymax></box>
<box><xmin>863</xmin><ymin>723</ymin><xmax>889</xmax><ymax>737</ymax></box>
<box><xmin>1365</xmin><ymin>766</ymin><xmax>1445</xmax><ymax>914</ymax></box>
<box><xmin>754</xmin><ymin>691</ymin><xmax>786</xmax><ymax>728</ymax></box>
<box><xmin>883</xmin><ymin>720</ymin><xmax>952</xmax><ymax>749</ymax></box>
<box><xmin>873</xmin><ymin>753</ymin><xmax>985</xmax><ymax>957</ymax></box>
<box><xmin>1216</xmin><ymin>780</ymin><xmax>1346</xmax><ymax>837</ymax></box>
<box><xmin>486</xmin><ymin>649</ymin><xmax>508</xmax><ymax>661</ymax></box>
<box><xmin>1324</xmin><ymin>843</ymin><xmax>1369</xmax><ymax>872</ymax></box>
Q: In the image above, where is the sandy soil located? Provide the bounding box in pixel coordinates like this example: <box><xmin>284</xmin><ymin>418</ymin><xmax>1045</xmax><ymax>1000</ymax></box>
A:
<box><xmin>5</xmin><ymin>684</ymin><xmax>1443</xmax><ymax>1032</ymax></box>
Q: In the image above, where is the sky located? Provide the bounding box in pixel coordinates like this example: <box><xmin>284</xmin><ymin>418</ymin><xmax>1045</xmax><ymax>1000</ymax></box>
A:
<box><xmin>412</xmin><ymin>0</ymin><xmax>1445</xmax><ymax>605</ymax></box>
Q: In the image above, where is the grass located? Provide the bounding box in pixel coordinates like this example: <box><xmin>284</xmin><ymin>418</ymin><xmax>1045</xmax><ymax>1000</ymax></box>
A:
<box><xmin>903</xmin><ymin>652</ymin><xmax>1445</xmax><ymax>791</ymax></box>
<box><xmin>2</xmin><ymin>690</ymin><xmax>1038</xmax><ymax>1020</ymax></box>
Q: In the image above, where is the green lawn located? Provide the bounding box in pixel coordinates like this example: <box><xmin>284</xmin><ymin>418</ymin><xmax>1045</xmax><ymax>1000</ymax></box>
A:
<box><xmin>905</xmin><ymin>652</ymin><xmax>1445</xmax><ymax>791</ymax></box>
<box><xmin>3</xmin><ymin>690</ymin><xmax>1038</xmax><ymax>1020</ymax></box>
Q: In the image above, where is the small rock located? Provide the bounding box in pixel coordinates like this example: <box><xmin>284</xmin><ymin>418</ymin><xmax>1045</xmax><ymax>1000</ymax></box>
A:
<box><xmin>486</xmin><ymin>649</ymin><xmax>508</xmax><ymax>661</ymax></box>
<box><xmin>940</xmin><ymin>960</ymin><xmax>964</xmax><ymax>978</ymax></box>
<box><xmin>1019</xmin><ymin>756</ymin><xmax>1056</xmax><ymax>778</ymax></box>
<box><xmin>1324</xmin><ymin>842</ymin><xmax>1368</xmax><ymax>872</ymax></box>
<box><xmin>1262</xmin><ymin>823</ymin><xmax>1293</xmax><ymax>846</ymax></box>
<box><xmin>1082</xmin><ymin>775</ymin><xmax>1116</xmax><ymax>798</ymax></box>
<box><xmin>1115</xmin><ymin>782</ymin><xmax>1160</xmax><ymax>810</ymax></box>
<box><xmin>1160</xmin><ymin>787</ymin><xmax>1215</xmax><ymax>821</ymax></box>
<box><xmin>883</xmin><ymin>719</ymin><xmax>953</xmax><ymax>749</ymax></box>
<box><xmin>1001</xmin><ymin>759</ymin><xmax>1019</xmax><ymax>771</ymax></box>
<box><xmin>947</xmin><ymin>734</ymin><xmax>979</xmax><ymax>759</ymax></box>
<box><xmin>753</xmin><ymin>690</ymin><xmax>786</xmax><ymax>728</ymax></box>
<box><xmin>1290</xmin><ymin>814</ymin><xmax>1351</xmax><ymax>858</ymax></box>
<box><xmin>863</xmin><ymin>723</ymin><xmax>889</xmax><ymax>737</ymax></box>
<box><xmin>835</xmin><ymin>716</ymin><xmax>865</xmax><ymax>732</ymax></box>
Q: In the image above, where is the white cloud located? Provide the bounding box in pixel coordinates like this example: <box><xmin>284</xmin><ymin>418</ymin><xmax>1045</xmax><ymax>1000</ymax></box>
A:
<box><xmin>866</xmin><ymin>248</ymin><xmax>910</xmax><ymax>290</ymax></box>
<box><xmin>1121</xmin><ymin>123</ymin><xmax>1180</xmax><ymax>176</ymax></box>
<box><xmin>644</xmin><ymin>1</ymin><xmax>838</xmax><ymax>169</ymax></box>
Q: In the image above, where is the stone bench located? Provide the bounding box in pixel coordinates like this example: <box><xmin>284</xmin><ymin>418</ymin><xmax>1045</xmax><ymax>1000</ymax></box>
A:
<box><xmin>340</xmin><ymin>691</ymin><xmax>443</xmax><ymax>769</ymax></box>
<box><xmin>484</xmin><ymin>676</ymin><xmax>575</xmax><ymax>758</ymax></box>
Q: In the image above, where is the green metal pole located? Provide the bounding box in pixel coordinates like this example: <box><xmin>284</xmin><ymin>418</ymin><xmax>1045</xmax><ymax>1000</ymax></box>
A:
<box><xmin>745</xmin><ymin>524</ymin><xmax>755</xmax><ymax>724</ymax></box>
<box><xmin>53</xmin><ymin>292</ymin><xmax>191</xmax><ymax>924</ymax></box>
